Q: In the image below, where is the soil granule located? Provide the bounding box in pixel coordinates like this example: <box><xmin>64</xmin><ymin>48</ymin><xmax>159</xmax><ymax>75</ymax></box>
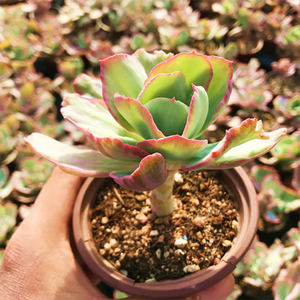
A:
<box><xmin>90</xmin><ymin>170</ymin><xmax>238</xmax><ymax>282</ymax></box>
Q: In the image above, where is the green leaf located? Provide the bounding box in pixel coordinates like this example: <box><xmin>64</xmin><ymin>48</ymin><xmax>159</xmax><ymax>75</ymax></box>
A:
<box><xmin>132</xmin><ymin>49</ymin><xmax>174</xmax><ymax>74</ymax></box>
<box><xmin>138</xmin><ymin>72</ymin><xmax>187</xmax><ymax>105</ymax></box>
<box><xmin>182</xmin><ymin>85</ymin><xmax>209</xmax><ymax>139</ymax></box>
<box><xmin>137</xmin><ymin>135</ymin><xmax>207</xmax><ymax>161</ymax></box>
<box><xmin>251</xmin><ymin>165</ymin><xmax>279</xmax><ymax>186</ymax></box>
<box><xmin>145</xmin><ymin>98</ymin><xmax>189</xmax><ymax>136</ymax></box>
<box><xmin>274</xmin><ymin>280</ymin><xmax>293</xmax><ymax>300</ymax></box>
<box><xmin>73</xmin><ymin>74</ymin><xmax>103</xmax><ymax>99</ymax></box>
<box><xmin>100</xmin><ymin>54</ymin><xmax>147</xmax><ymax>130</ymax></box>
<box><xmin>145</xmin><ymin>52</ymin><xmax>213</xmax><ymax>103</ymax></box>
<box><xmin>114</xmin><ymin>94</ymin><xmax>164</xmax><ymax>140</ymax></box>
<box><xmin>61</xmin><ymin>94</ymin><xmax>143</xmax><ymax>145</ymax></box>
<box><xmin>261</xmin><ymin>175</ymin><xmax>300</xmax><ymax>213</ymax></box>
<box><xmin>199</xmin><ymin>56</ymin><xmax>233</xmax><ymax>134</ymax></box>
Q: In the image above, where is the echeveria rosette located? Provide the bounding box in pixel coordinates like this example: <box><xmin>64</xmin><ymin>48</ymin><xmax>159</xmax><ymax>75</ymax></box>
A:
<box><xmin>273</xmin><ymin>260</ymin><xmax>300</xmax><ymax>300</ymax></box>
<box><xmin>274</xmin><ymin>93</ymin><xmax>300</xmax><ymax>126</ymax></box>
<box><xmin>251</xmin><ymin>165</ymin><xmax>300</xmax><ymax>226</ymax></box>
<box><xmin>25</xmin><ymin>50</ymin><xmax>287</xmax><ymax>217</ymax></box>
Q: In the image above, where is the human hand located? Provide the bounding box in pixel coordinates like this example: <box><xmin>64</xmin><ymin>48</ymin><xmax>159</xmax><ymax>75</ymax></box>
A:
<box><xmin>0</xmin><ymin>167</ymin><xmax>234</xmax><ymax>300</ymax></box>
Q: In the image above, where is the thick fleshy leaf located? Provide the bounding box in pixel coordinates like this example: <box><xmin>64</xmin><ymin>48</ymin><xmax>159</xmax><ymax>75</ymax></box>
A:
<box><xmin>73</xmin><ymin>74</ymin><xmax>103</xmax><ymax>99</ymax></box>
<box><xmin>87</xmin><ymin>131</ymin><xmax>148</xmax><ymax>161</ymax></box>
<box><xmin>114</xmin><ymin>94</ymin><xmax>164</xmax><ymax>140</ymax></box>
<box><xmin>260</xmin><ymin>175</ymin><xmax>300</xmax><ymax>213</ymax></box>
<box><xmin>61</xmin><ymin>94</ymin><xmax>143</xmax><ymax>146</ymax></box>
<box><xmin>182</xmin><ymin>85</ymin><xmax>209</xmax><ymax>139</ymax></box>
<box><xmin>24</xmin><ymin>133</ymin><xmax>140</xmax><ymax>177</ymax></box>
<box><xmin>273</xmin><ymin>280</ymin><xmax>293</xmax><ymax>300</ymax></box>
<box><xmin>286</xmin><ymin>260</ymin><xmax>300</xmax><ymax>285</ymax></box>
<box><xmin>138</xmin><ymin>72</ymin><xmax>187</xmax><ymax>105</ymax></box>
<box><xmin>145</xmin><ymin>52</ymin><xmax>213</xmax><ymax>101</ymax></box>
<box><xmin>137</xmin><ymin>135</ymin><xmax>207</xmax><ymax>161</ymax></box>
<box><xmin>145</xmin><ymin>97</ymin><xmax>189</xmax><ymax>136</ymax></box>
<box><xmin>251</xmin><ymin>165</ymin><xmax>280</xmax><ymax>187</ymax></box>
<box><xmin>183</xmin><ymin>119</ymin><xmax>287</xmax><ymax>170</ymax></box>
<box><xmin>100</xmin><ymin>54</ymin><xmax>147</xmax><ymax>130</ymax></box>
<box><xmin>198</xmin><ymin>56</ymin><xmax>233</xmax><ymax>134</ymax></box>
<box><xmin>132</xmin><ymin>49</ymin><xmax>174</xmax><ymax>74</ymax></box>
<box><xmin>287</xmin><ymin>228</ymin><xmax>300</xmax><ymax>251</ymax></box>
<box><xmin>110</xmin><ymin>153</ymin><xmax>168</xmax><ymax>192</ymax></box>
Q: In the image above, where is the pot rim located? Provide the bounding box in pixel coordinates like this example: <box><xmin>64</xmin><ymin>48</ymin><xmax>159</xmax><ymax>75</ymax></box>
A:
<box><xmin>73</xmin><ymin>167</ymin><xmax>259</xmax><ymax>299</ymax></box>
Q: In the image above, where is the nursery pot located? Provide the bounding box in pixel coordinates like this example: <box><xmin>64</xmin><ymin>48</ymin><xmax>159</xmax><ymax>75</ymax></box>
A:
<box><xmin>73</xmin><ymin>167</ymin><xmax>259</xmax><ymax>299</ymax></box>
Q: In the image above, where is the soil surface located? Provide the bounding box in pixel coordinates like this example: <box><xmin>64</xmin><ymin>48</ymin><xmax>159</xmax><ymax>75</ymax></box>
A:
<box><xmin>90</xmin><ymin>170</ymin><xmax>238</xmax><ymax>282</ymax></box>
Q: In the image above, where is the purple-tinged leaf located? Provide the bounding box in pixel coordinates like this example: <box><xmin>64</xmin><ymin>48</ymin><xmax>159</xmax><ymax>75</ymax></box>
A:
<box><xmin>183</xmin><ymin>119</ymin><xmax>287</xmax><ymax>170</ymax></box>
<box><xmin>110</xmin><ymin>153</ymin><xmax>168</xmax><ymax>192</ymax></box>
<box><xmin>260</xmin><ymin>174</ymin><xmax>300</xmax><ymax>213</ymax></box>
<box><xmin>24</xmin><ymin>133</ymin><xmax>140</xmax><ymax>177</ymax></box>
<box><xmin>264</xmin><ymin>202</ymin><xmax>281</xmax><ymax>224</ymax></box>
<box><xmin>144</xmin><ymin>52</ymin><xmax>213</xmax><ymax>101</ymax></box>
<box><xmin>292</xmin><ymin>162</ymin><xmax>300</xmax><ymax>192</ymax></box>
<box><xmin>251</xmin><ymin>164</ymin><xmax>280</xmax><ymax>188</ymax></box>
<box><xmin>132</xmin><ymin>49</ymin><xmax>174</xmax><ymax>74</ymax></box>
<box><xmin>138</xmin><ymin>71</ymin><xmax>187</xmax><ymax>105</ymax></box>
<box><xmin>87</xmin><ymin>131</ymin><xmax>148</xmax><ymax>161</ymax></box>
<box><xmin>182</xmin><ymin>85</ymin><xmax>209</xmax><ymax>139</ymax></box>
<box><xmin>100</xmin><ymin>54</ymin><xmax>147</xmax><ymax>131</ymax></box>
<box><xmin>114</xmin><ymin>94</ymin><xmax>164</xmax><ymax>140</ymax></box>
<box><xmin>137</xmin><ymin>135</ymin><xmax>208</xmax><ymax>161</ymax></box>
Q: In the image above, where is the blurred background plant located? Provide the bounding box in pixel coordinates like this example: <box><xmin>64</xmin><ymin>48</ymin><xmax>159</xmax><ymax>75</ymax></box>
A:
<box><xmin>0</xmin><ymin>0</ymin><xmax>299</xmax><ymax>299</ymax></box>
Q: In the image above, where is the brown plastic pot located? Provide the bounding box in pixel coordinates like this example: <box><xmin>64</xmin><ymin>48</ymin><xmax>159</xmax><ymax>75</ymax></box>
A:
<box><xmin>73</xmin><ymin>167</ymin><xmax>259</xmax><ymax>299</ymax></box>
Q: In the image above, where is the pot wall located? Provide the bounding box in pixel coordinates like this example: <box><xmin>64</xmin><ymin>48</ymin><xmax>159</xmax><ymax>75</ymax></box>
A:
<box><xmin>73</xmin><ymin>167</ymin><xmax>259</xmax><ymax>299</ymax></box>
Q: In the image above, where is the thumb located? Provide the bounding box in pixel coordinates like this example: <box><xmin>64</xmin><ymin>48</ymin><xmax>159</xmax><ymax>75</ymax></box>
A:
<box><xmin>27</xmin><ymin>167</ymin><xmax>84</xmax><ymax>238</ymax></box>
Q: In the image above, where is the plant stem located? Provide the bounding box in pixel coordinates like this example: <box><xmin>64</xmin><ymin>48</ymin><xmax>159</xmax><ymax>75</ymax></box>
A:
<box><xmin>149</xmin><ymin>170</ymin><xmax>177</xmax><ymax>217</ymax></box>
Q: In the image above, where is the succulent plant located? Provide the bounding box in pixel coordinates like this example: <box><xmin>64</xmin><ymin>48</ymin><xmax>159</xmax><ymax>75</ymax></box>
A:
<box><xmin>22</xmin><ymin>0</ymin><xmax>52</xmax><ymax>13</ymax></box>
<box><xmin>276</xmin><ymin>25</ymin><xmax>300</xmax><ymax>59</ymax></box>
<box><xmin>0</xmin><ymin>124</ymin><xmax>18</xmax><ymax>165</ymax></box>
<box><xmin>230</xmin><ymin>59</ymin><xmax>273</xmax><ymax>111</ymax></box>
<box><xmin>86</xmin><ymin>40</ymin><xmax>114</xmax><ymax>65</ymax></box>
<box><xmin>251</xmin><ymin>165</ymin><xmax>300</xmax><ymax>227</ymax></box>
<box><xmin>261</xmin><ymin>130</ymin><xmax>300</xmax><ymax>169</ymax></box>
<box><xmin>234</xmin><ymin>240</ymin><xmax>284</xmax><ymax>294</ymax></box>
<box><xmin>292</xmin><ymin>162</ymin><xmax>300</xmax><ymax>193</ymax></box>
<box><xmin>263</xmin><ymin>6</ymin><xmax>293</xmax><ymax>41</ymax></box>
<box><xmin>0</xmin><ymin>11</ymin><xmax>39</xmax><ymax>70</ymax></box>
<box><xmin>273</xmin><ymin>259</ymin><xmax>300</xmax><ymax>300</ymax></box>
<box><xmin>159</xmin><ymin>26</ymin><xmax>190</xmax><ymax>51</ymax></box>
<box><xmin>57</xmin><ymin>56</ymin><xmax>85</xmax><ymax>81</ymax></box>
<box><xmin>0</xmin><ymin>61</ymin><xmax>13</xmax><ymax>82</ymax></box>
<box><xmin>36</xmin><ymin>12</ymin><xmax>63</xmax><ymax>56</ymax></box>
<box><xmin>25</xmin><ymin>49</ymin><xmax>286</xmax><ymax>217</ymax></box>
<box><xmin>113</xmin><ymin>34</ymin><xmax>160</xmax><ymax>55</ymax></box>
<box><xmin>0</xmin><ymin>166</ymin><xmax>13</xmax><ymax>201</ymax></box>
<box><xmin>191</xmin><ymin>18</ymin><xmax>228</xmax><ymax>41</ymax></box>
<box><xmin>0</xmin><ymin>202</ymin><xmax>18</xmax><ymax>246</ymax></box>
<box><xmin>274</xmin><ymin>93</ymin><xmax>300</xmax><ymax>126</ymax></box>
<box><xmin>271</xmin><ymin>58</ymin><xmax>296</xmax><ymax>78</ymax></box>
<box><xmin>267</xmin><ymin>58</ymin><xmax>299</xmax><ymax>97</ymax></box>
<box><xmin>11</xmin><ymin>156</ymin><xmax>54</xmax><ymax>203</ymax></box>
<box><xmin>282</xmin><ymin>223</ymin><xmax>300</xmax><ymax>264</ymax></box>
